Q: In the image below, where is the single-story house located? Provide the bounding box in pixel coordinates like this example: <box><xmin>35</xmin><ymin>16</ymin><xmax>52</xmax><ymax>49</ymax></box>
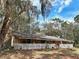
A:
<box><xmin>11</xmin><ymin>32</ymin><xmax>74</xmax><ymax>50</ymax></box>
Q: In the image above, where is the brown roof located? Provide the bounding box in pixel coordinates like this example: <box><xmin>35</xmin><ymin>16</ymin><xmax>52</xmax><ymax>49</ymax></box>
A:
<box><xmin>13</xmin><ymin>32</ymin><xmax>74</xmax><ymax>43</ymax></box>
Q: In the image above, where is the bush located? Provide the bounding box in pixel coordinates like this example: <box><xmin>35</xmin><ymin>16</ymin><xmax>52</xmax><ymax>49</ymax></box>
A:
<box><xmin>75</xmin><ymin>44</ymin><xmax>79</xmax><ymax>48</ymax></box>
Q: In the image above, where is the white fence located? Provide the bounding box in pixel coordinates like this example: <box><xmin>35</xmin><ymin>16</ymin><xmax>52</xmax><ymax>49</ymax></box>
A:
<box><xmin>13</xmin><ymin>44</ymin><xmax>56</xmax><ymax>49</ymax></box>
<box><xmin>13</xmin><ymin>43</ymin><xmax>73</xmax><ymax>49</ymax></box>
<box><xmin>59</xmin><ymin>44</ymin><xmax>73</xmax><ymax>48</ymax></box>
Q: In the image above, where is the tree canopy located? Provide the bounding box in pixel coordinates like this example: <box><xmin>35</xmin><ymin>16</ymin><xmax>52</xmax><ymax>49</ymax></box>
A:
<box><xmin>74</xmin><ymin>15</ymin><xmax>79</xmax><ymax>23</ymax></box>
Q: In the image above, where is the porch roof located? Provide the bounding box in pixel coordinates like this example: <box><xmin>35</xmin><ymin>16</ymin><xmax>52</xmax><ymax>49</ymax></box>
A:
<box><xmin>41</xmin><ymin>36</ymin><xmax>74</xmax><ymax>42</ymax></box>
<box><xmin>13</xmin><ymin>32</ymin><xmax>74</xmax><ymax>43</ymax></box>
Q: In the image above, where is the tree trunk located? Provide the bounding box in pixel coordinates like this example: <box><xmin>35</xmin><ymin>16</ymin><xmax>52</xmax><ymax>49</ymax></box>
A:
<box><xmin>0</xmin><ymin>0</ymin><xmax>25</xmax><ymax>50</ymax></box>
<box><xmin>0</xmin><ymin>0</ymin><xmax>12</xmax><ymax>49</ymax></box>
<box><xmin>0</xmin><ymin>16</ymin><xmax>12</xmax><ymax>48</ymax></box>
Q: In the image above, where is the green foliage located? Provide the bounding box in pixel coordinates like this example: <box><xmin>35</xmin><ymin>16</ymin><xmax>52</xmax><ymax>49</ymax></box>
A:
<box><xmin>52</xmin><ymin>18</ymin><xmax>63</xmax><ymax>22</ymax></box>
<box><xmin>74</xmin><ymin>15</ymin><xmax>79</xmax><ymax>23</ymax></box>
<box><xmin>45</xmin><ymin>29</ymin><xmax>62</xmax><ymax>37</ymax></box>
<box><xmin>75</xmin><ymin>44</ymin><xmax>79</xmax><ymax>48</ymax></box>
<box><xmin>42</xmin><ymin>20</ymin><xmax>62</xmax><ymax>37</ymax></box>
<box><xmin>73</xmin><ymin>28</ymin><xmax>79</xmax><ymax>45</ymax></box>
<box><xmin>32</xmin><ymin>22</ymin><xmax>40</xmax><ymax>33</ymax></box>
<box><xmin>0</xmin><ymin>9</ymin><xmax>4</xmax><ymax>17</ymax></box>
<box><xmin>61</xmin><ymin>21</ymin><xmax>69</xmax><ymax>28</ymax></box>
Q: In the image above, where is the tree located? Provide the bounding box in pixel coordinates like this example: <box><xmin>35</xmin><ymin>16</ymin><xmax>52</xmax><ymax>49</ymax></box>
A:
<box><xmin>0</xmin><ymin>0</ymin><xmax>39</xmax><ymax>49</ymax></box>
<box><xmin>73</xmin><ymin>28</ymin><xmax>79</xmax><ymax>45</ymax></box>
<box><xmin>42</xmin><ymin>22</ymin><xmax>62</xmax><ymax>37</ymax></box>
<box><xmin>52</xmin><ymin>18</ymin><xmax>63</xmax><ymax>22</ymax></box>
<box><xmin>0</xmin><ymin>0</ymin><xmax>53</xmax><ymax>49</ymax></box>
<box><xmin>32</xmin><ymin>22</ymin><xmax>40</xmax><ymax>33</ymax></box>
<box><xmin>40</xmin><ymin>0</ymin><xmax>52</xmax><ymax>21</ymax></box>
<box><xmin>74</xmin><ymin>15</ymin><xmax>79</xmax><ymax>23</ymax></box>
<box><xmin>73</xmin><ymin>15</ymin><xmax>79</xmax><ymax>45</ymax></box>
<box><xmin>12</xmin><ymin>14</ymin><xmax>34</xmax><ymax>33</ymax></box>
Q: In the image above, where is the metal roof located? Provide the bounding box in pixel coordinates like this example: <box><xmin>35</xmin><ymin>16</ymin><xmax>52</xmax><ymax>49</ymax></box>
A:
<box><xmin>40</xmin><ymin>36</ymin><xmax>73</xmax><ymax>42</ymax></box>
<box><xmin>13</xmin><ymin>32</ymin><xmax>74</xmax><ymax>43</ymax></box>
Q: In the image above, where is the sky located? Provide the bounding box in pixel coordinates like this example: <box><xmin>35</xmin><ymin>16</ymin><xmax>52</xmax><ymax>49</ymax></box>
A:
<box><xmin>31</xmin><ymin>0</ymin><xmax>79</xmax><ymax>22</ymax></box>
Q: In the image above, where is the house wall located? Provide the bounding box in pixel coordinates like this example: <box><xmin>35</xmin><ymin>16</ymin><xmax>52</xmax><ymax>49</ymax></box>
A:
<box><xmin>13</xmin><ymin>43</ymin><xmax>73</xmax><ymax>49</ymax></box>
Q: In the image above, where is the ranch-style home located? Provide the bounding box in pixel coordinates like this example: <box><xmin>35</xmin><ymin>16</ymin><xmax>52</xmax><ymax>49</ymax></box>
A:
<box><xmin>11</xmin><ymin>32</ymin><xmax>74</xmax><ymax>50</ymax></box>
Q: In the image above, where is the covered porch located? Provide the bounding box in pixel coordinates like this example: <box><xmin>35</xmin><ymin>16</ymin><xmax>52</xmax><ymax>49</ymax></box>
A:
<box><xmin>11</xmin><ymin>35</ymin><xmax>74</xmax><ymax>49</ymax></box>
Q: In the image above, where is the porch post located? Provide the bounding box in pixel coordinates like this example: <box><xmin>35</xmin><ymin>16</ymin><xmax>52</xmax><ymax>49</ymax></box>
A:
<box><xmin>60</xmin><ymin>41</ymin><xmax>63</xmax><ymax>48</ymax></box>
<box><xmin>11</xmin><ymin>36</ymin><xmax>15</xmax><ymax>47</ymax></box>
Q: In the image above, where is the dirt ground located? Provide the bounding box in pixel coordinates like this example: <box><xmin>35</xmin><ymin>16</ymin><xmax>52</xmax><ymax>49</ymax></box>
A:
<box><xmin>0</xmin><ymin>49</ymin><xmax>79</xmax><ymax>59</ymax></box>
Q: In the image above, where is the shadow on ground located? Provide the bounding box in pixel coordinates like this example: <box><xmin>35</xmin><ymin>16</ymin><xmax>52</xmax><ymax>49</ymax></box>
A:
<box><xmin>0</xmin><ymin>49</ymin><xmax>79</xmax><ymax>59</ymax></box>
